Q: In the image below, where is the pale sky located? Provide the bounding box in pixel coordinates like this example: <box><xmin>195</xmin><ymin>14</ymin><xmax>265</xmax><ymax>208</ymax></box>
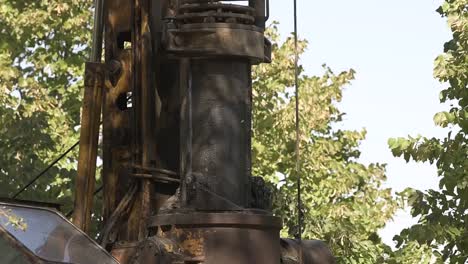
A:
<box><xmin>269</xmin><ymin>0</ymin><xmax>451</xmax><ymax>246</ymax></box>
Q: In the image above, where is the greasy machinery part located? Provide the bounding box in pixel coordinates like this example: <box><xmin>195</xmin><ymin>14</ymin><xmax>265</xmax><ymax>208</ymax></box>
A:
<box><xmin>72</xmin><ymin>0</ymin><xmax>105</xmax><ymax>233</ymax></box>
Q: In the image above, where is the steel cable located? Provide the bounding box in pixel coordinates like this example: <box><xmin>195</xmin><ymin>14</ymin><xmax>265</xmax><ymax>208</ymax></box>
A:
<box><xmin>11</xmin><ymin>141</ymin><xmax>80</xmax><ymax>199</ymax></box>
<box><xmin>293</xmin><ymin>0</ymin><xmax>303</xmax><ymax>242</ymax></box>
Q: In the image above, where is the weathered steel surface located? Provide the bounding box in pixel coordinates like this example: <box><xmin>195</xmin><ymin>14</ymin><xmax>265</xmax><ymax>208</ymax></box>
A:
<box><xmin>133</xmin><ymin>236</ymin><xmax>185</xmax><ymax>263</ymax></box>
<box><xmin>165</xmin><ymin>25</ymin><xmax>267</xmax><ymax>63</ymax></box>
<box><xmin>72</xmin><ymin>62</ymin><xmax>105</xmax><ymax>233</ymax></box>
<box><xmin>150</xmin><ymin>212</ymin><xmax>282</xmax><ymax>264</ymax></box>
<box><xmin>164</xmin><ymin>1</ymin><xmax>270</xmax><ymax>64</ymax></box>
<box><xmin>187</xmin><ymin>59</ymin><xmax>252</xmax><ymax>209</ymax></box>
<box><xmin>128</xmin><ymin>0</ymin><xmax>156</xmax><ymax>242</ymax></box>
<box><xmin>72</xmin><ymin>0</ymin><xmax>105</xmax><ymax>232</ymax></box>
<box><xmin>102</xmin><ymin>0</ymin><xmax>134</xmax><ymax>243</ymax></box>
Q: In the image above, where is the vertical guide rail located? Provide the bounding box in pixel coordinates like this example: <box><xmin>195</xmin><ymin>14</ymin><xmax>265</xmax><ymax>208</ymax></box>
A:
<box><xmin>137</xmin><ymin>0</ymin><xmax>156</xmax><ymax>240</ymax></box>
<box><xmin>127</xmin><ymin>0</ymin><xmax>143</xmax><ymax>241</ymax></box>
<box><xmin>126</xmin><ymin>0</ymin><xmax>156</xmax><ymax>241</ymax></box>
<box><xmin>72</xmin><ymin>0</ymin><xmax>105</xmax><ymax>233</ymax></box>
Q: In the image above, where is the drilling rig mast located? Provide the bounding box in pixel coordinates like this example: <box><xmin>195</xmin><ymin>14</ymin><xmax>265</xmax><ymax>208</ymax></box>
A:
<box><xmin>75</xmin><ymin>0</ymin><xmax>336</xmax><ymax>263</ymax></box>
<box><xmin>0</xmin><ymin>1</ymin><xmax>335</xmax><ymax>263</ymax></box>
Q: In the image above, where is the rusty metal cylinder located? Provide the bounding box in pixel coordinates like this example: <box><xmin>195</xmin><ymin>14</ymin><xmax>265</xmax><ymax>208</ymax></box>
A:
<box><xmin>163</xmin><ymin>0</ymin><xmax>269</xmax><ymax>210</ymax></box>
<box><xmin>150</xmin><ymin>212</ymin><xmax>281</xmax><ymax>264</ymax></box>
<box><xmin>190</xmin><ymin>59</ymin><xmax>252</xmax><ymax>208</ymax></box>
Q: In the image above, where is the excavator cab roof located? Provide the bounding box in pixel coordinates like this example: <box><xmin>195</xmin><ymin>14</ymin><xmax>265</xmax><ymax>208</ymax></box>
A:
<box><xmin>0</xmin><ymin>202</ymin><xmax>119</xmax><ymax>264</ymax></box>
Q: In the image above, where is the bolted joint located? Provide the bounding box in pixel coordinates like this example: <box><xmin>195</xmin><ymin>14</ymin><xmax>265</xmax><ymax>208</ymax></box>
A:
<box><xmin>164</xmin><ymin>0</ymin><xmax>271</xmax><ymax>64</ymax></box>
<box><xmin>165</xmin><ymin>25</ymin><xmax>270</xmax><ymax>64</ymax></box>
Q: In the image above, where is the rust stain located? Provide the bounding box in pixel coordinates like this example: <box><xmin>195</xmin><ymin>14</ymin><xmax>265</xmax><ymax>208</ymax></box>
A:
<box><xmin>163</xmin><ymin>241</ymin><xmax>175</xmax><ymax>253</ymax></box>
<box><xmin>180</xmin><ymin>231</ymin><xmax>204</xmax><ymax>256</ymax></box>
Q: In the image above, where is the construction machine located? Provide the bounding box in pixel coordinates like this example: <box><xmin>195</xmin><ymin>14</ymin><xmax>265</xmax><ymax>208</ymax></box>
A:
<box><xmin>0</xmin><ymin>1</ymin><xmax>335</xmax><ymax>263</ymax></box>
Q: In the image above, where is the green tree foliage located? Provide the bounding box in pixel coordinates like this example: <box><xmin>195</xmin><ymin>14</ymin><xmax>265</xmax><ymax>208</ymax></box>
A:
<box><xmin>252</xmin><ymin>25</ymin><xmax>399</xmax><ymax>263</ymax></box>
<box><xmin>0</xmin><ymin>0</ymin><xmax>92</xmax><ymax>211</ymax></box>
<box><xmin>388</xmin><ymin>1</ymin><xmax>468</xmax><ymax>262</ymax></box>
<box><xmin>384</xmin><ymin>241</ymin><xmax>436</xmax><ymax>264</ymax></box>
